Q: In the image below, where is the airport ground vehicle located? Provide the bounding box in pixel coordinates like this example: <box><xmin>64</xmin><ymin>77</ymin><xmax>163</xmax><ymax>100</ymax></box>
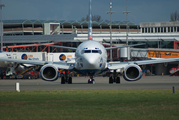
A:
<box><xmin>169</xmin><ymin>66</ymin><xmax>179</xmax><ymax>76</ymax></box>
<box><xmin>5</xmin><ymin>66</ymin><xmax>40</xmax><ymax>79</ymax></box>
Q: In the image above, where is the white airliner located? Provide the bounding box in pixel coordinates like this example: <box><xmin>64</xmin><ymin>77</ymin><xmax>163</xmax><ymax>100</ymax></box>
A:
<box><xmin>0</xmin><ymin>0</ymin><xmax>179</xmax><ymax>84</ymax></box>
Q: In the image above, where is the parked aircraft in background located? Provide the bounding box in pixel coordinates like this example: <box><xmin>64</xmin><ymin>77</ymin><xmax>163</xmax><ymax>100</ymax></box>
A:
<box><xmin>0</xmin><ymin>0</ymin><xmax>179</xmax><ymax>84</ymax></box>
<box><xmin>0</xmin><ymin>51</ymin><xmax>14</xmax><ymax>78</ymax></box>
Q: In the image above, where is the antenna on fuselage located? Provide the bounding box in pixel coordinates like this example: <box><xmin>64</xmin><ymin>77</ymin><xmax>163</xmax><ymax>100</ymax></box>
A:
<box><xmin>88</xmin><ymin>0</ymin><xmax>93</xmax><ymax>40</ymax></box>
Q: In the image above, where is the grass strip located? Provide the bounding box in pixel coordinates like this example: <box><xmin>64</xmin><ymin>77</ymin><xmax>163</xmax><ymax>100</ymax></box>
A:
<box><xmin>0</xmin><ymin>89</ymin><xmax>179</xmax><ymax>120</ymax></box>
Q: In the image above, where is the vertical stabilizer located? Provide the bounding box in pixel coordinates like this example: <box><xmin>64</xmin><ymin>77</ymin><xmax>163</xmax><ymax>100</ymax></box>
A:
<box><xmin>88</xmin><ymin>0</ymin><xmax>93</xmax><ymax>40</ymax></box>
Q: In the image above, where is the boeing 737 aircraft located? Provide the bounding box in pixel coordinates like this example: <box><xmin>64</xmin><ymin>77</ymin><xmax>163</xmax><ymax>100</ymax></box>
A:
<box><xmin>0</xmin><ymin>0</ymin><xmax>179</xmax><ymax>84</ymax></box>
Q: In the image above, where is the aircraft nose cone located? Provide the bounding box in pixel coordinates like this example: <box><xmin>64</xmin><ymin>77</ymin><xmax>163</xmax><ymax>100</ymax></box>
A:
<box><xmin>88</xmin><ymin>57</ymin><xmax>96</xmax><ymax>65</ymax></box>
<box><xmin>84</xmin><ymin>55</ymin><xmax>99</xmax><ymax>69</ymax></box>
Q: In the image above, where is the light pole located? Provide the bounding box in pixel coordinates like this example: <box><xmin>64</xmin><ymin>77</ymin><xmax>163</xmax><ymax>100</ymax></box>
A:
<box><xmin>123</xmin><ymin>0</ymin><xmax>131</xmax><ymax>60</ymax></box>
<box><xmin>107</xmin><ymin>0</ymin><xmax>115</xmax><ymax>62</ymax></box>
<box><xmin>0</xmin><ymin>0</ymin><xmax>5</xmax><ymax>51</ymax></box>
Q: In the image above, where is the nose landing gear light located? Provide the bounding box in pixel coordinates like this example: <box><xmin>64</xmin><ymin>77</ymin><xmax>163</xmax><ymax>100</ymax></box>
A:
<box><xmin>88</xmin><ymin>79</ymin><xmax>95</xmax><ymax>84</ymax></box>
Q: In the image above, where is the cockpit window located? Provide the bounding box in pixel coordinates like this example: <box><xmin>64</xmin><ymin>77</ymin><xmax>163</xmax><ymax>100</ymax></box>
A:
<box><xmin>92</xmin><ymin>50</ymin><xmax>102</xmax><ymax>54</ymax></box>
<box><xmin>81</xmin><ymin>50</ymin><xmax>102</xmax><ymax>54</ymax></box>
<box><xmin>92</xmin><ymin>50</ymin><xmax>98</xmax><ymax>53</ymax></box>
<box><xmin>84</xmin><ymin>50</ymin><xmax>91</xmax><ymax>53</ymax></box>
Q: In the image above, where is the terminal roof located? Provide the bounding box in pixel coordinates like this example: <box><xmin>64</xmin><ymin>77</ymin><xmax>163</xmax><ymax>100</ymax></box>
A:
<box><xmin>2</xmin><ymin>20</ymin><xmax>136</xmax><ymax>26</ymax></box>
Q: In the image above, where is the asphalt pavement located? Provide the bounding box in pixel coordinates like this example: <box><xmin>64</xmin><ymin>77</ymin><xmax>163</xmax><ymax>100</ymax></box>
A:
<box><xmin>0</xmin><ymin>75</ymin><xmax>178</xmax><ymax>91</ymax></box>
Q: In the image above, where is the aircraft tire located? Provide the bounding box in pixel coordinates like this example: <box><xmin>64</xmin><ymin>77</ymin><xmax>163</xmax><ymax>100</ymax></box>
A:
<box><xmin>116</xmin><ymin>77</ymin><xmax>120</xmax><ymax>84</ymax></box>
<box><xmin>61</xmin><ymin>77</ymin><xmax>65</xmax><ymax>84</ymax></box>
<box><xmin>109</xmin><ymin>77</ymin><xmax>113</xmax><ymax>84</ymax></box>
<box><xmin>92</xmin><ymin>79</ymin><xmax>95</xmax><ymax>84</ymax></box>
<box><xmin>88</xmin><ymin>79</ymin><xmax>93</xmax><ymax>84</ymax></box>
<box><xmin>68</xmin><ymin>77</ymin><xmax>72</xmax><ymax>84</ymax></box>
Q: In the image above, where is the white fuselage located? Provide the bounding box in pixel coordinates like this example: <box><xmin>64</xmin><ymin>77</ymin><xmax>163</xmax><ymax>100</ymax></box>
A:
<box><xmin>0</xmin><ymin>52</ymin><xmax>14</xmax><ymax>68</ymax></box>
<box><xmin>75</xmin><ymin>40</ymin><xmax>107</xmax><ymax>75</ymax></box>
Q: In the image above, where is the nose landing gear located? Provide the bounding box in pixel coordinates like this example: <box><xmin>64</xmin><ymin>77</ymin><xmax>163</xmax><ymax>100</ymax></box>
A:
<box><xmin>88</xmin><ymin>73</ymin><xmax>95</xmax><ymax>84</ymax></box>
<box><xmin>88</xmin><ymin>79</ymin><xmax>95</xmax><ymax>84</ymax></box>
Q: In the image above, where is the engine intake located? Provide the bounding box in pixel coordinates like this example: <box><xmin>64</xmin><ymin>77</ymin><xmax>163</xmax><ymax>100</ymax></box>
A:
<box><xmin>40</xmin><ymin>64</ymin><xmax>59</xmax><ymax>81</ymax></box>
<box><xmin>123</xmin><ymin>64</ymin><xmax>142</xmax><ymax>81</ymax></box>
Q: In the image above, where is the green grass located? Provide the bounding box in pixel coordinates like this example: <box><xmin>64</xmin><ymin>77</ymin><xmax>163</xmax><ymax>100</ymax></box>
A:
<box><xmin>0</xmin><ymin>89</ymin><xmax>179</xmax><ymax>120</ymax></box>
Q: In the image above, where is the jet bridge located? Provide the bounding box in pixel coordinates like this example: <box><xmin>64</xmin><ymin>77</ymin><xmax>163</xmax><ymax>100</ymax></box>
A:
<box><xmin>130</xmin><ymin>48</ymin><xmax>149</xmax><ymax>60</ymax></box>
<box><xmin>129</xmin><ymin>48</ymin><xmax>179</xmax><ymax>75</ymax></box>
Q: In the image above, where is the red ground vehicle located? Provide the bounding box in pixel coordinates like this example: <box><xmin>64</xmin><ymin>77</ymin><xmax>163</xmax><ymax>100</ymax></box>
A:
<box><xmin>169</xmin><ymin>66</ymin><xmax>179</xmax><ymax>76</ymax></box>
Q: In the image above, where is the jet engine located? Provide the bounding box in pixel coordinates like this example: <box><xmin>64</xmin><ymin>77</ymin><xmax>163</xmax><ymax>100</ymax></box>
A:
<box><xmin>123</xmin><ymin>64</ymin><xmax>142</xmax><ymax>81</ymax></box>
<box><xmin>40</xmin><ymin>64</ymin><xmax>59</xmax><ymax>81</ymax></box>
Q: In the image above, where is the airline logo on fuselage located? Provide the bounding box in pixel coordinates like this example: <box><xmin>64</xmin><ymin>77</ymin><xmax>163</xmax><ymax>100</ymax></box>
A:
<box><xmin>59</xmin><ymin>54</ymin><xmax>66</xmax><ymax>61</ymax></box>
<box><xmin>88</xmin><ymin>35</ymin><xmax>93</xmax><ymax>40</ymax></box>
<box><xmin>59</xmin><ymin>54</ymin><xmax>73</xmax><ymax>61</ymax></box>
<box><xmin>21</xmin><ymin>54</ymin><xmax>39</xmax><ymax>60</ymax></box>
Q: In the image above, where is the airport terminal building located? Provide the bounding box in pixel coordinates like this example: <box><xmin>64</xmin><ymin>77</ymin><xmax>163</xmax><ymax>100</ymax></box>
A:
<box><xmin>140</xmin><ymin>21</ymin><xmax>179</xmax><ymax>33</ymax></box>
<box><xmin>1</xmin><ymin>20</ymin><xmax>179</xmax><ymax>75</ymax></box>
<box><xmin>2</xmin><ymin>20</ymin><xmax>139</xmax><ymax>36</ymax></box>
<box><xmin>1</xmin><ymin>20</ymin><xmax>179</xmax><ymax>48</ymax></box>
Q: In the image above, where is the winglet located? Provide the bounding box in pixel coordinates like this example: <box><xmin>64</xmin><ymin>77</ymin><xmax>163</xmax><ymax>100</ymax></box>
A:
<box><xmin>88</xmin><ymin>0</ymin><xmax>93</xmax><ymax>40</ymax></box>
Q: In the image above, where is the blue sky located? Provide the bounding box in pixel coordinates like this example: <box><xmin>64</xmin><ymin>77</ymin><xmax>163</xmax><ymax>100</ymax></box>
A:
<box><xmin>2</xmin><ymin>0</ymin><xmax>179</xmax><ymax>25</ymax></box>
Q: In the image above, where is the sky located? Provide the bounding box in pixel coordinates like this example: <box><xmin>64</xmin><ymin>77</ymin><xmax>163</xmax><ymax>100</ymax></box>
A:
<box><xmin>2</xmin><ymin>0</ymin><xmax>179</xmax><ymax>25</ymax></box>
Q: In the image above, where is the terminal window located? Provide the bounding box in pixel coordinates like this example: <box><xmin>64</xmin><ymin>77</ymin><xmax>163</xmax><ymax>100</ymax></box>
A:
<box><xmin>145</xmin><ymin>28</ymin><xmax>147</xmax><ymax>33</ymax></box>
<box><xmin>161</xmin><ymin>27</ymin><xmax>163</xmax><ymax>33</ymax></box>
<box><xmin>174</xmin><ymin>27</ymin><xmax>176</xmax><ymax>32</ymax></box>
<box><xmin>158</xmin><ymin>27</ymin><xmax>160</xmax><ymax>32</ymax></box>
<box><xmin>142</xmin><ymin>28</ymin><xmax>144</xmax><ymax>33</ymax></box>
<box><xmin>168</xmin><ymin>27</ymin><xmax>170</xmax><ymax>32</ymax></box>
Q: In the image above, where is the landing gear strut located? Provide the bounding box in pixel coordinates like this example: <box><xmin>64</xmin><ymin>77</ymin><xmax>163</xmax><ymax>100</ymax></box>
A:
<box><xmin>61</xmin><ymin>70</ymin><xmax>72</xmax><ymax>84</ymax></box>
<box><xmin>109</xmin><ymin>70</ymin><xmax>120</xmax><ymax>84</ymax></box>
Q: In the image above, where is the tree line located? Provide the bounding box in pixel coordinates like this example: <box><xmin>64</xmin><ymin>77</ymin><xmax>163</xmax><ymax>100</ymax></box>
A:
<box><xmin>81</xmin><ymin>11</ymin><xmax>179</xmax><ymax>22</ymax></box>
<box><xmin>170</xmin><ymin>11</ymin><xmax>179</xmax><ymax>21</ymax></box>
<box><xmin>81</xmin><ymin>15</ymin><xmax>102</xmax><ymax>21</ymax></box>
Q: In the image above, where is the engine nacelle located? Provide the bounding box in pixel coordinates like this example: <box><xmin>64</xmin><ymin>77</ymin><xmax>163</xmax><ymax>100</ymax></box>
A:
<box><xmin>123</xmin><ymin>64</ymin><xmax>142</xmax><ymax>81</ymax></box>
<box><xmin>40</xmin><ymin>64</ymin><xmax>59</xmax><ymax>81</ymax></box>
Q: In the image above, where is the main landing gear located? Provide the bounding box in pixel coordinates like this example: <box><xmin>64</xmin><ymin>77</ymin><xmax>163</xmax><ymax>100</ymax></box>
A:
<box><xmin>109</xmin><ymin>70</ymin><xmax>120</xmax><ymax>84</ymax></box>
<box><xmin>61</xmin><ymin>70</ymin><xmax>72</xmax><ymax>84</ymax></box>
<box><xmin>61</xmin><ymin>76</ymin><xmax>72</xmax><ymax>84</ymax></box>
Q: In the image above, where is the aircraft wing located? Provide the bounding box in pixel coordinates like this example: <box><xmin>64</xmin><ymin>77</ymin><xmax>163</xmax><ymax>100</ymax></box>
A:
<box><xmin>0</xmin><ymin>58</ymin><xmax>75</xmax><ymax>70</ymax></box>
<box><xmin>107</xmin><ymin>57</ymin><xmax>179</xmax><ymax>70</ymax></box>
<box><xmin>39</xmin><ymin>44</ymin><xmax>77</xmax><ymax>50</ymax></box>
<box><xmin>105</xmin><ymin>43</ymin><xmax>145</xmax><ymax>50</ymax></box>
